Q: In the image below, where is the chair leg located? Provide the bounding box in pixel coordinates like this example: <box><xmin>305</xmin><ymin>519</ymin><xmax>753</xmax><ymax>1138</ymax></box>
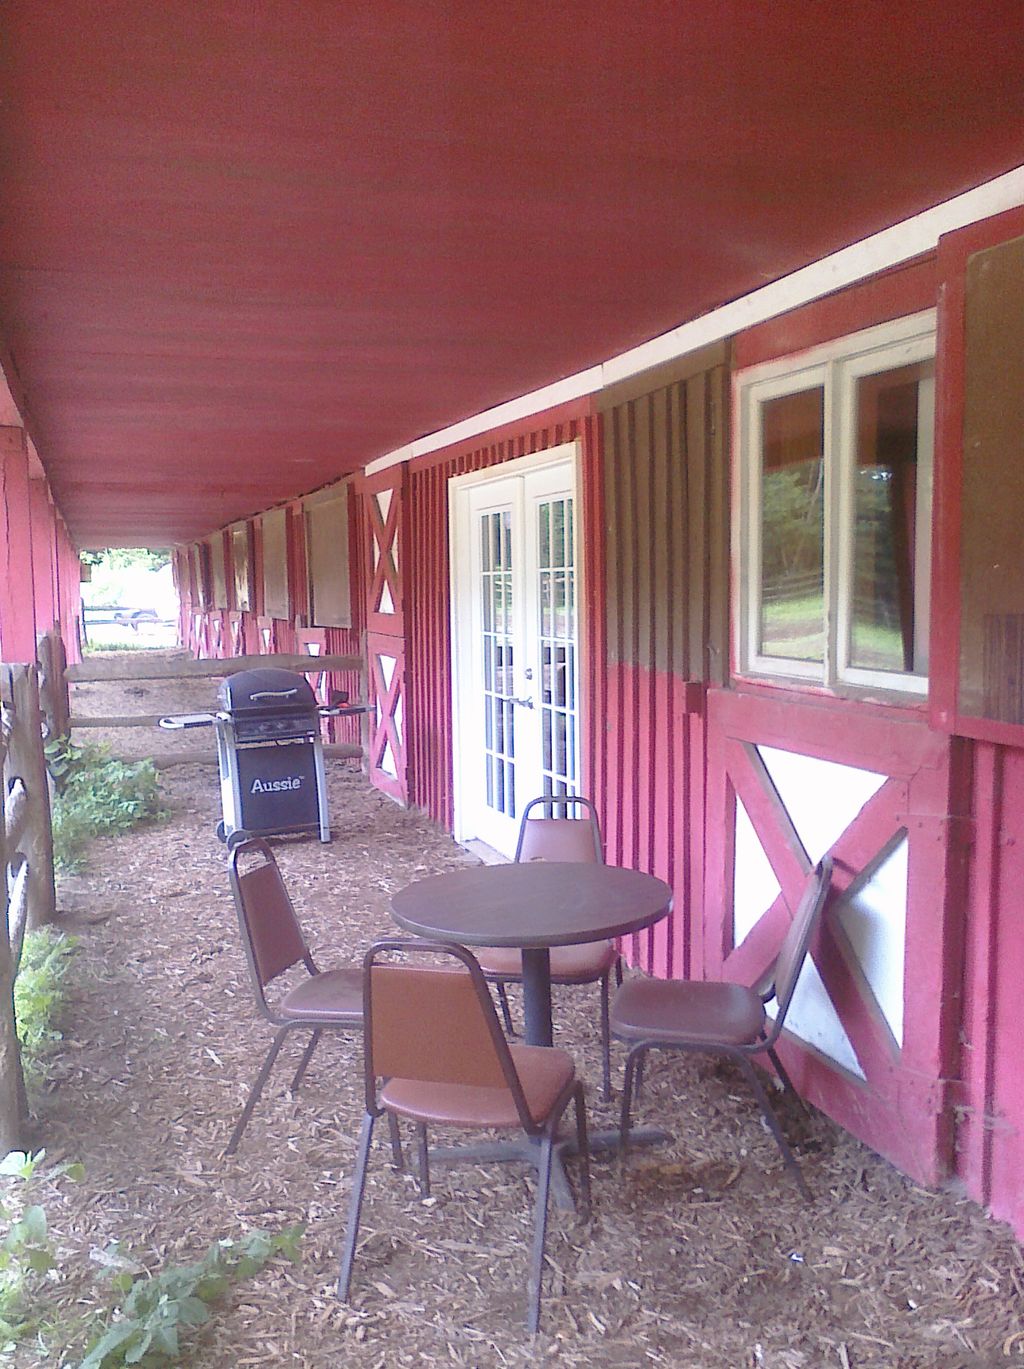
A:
<box><xmin>766</xmin><ymin>1045</ymin><xmax>808</xmax><ymax>1116</ymax></box>
<box><xmin>337</xmin><ymin>1111</ymin><xmax>376</xmax><ymax>1300</ymax></box>
<box><xmin>415</xmin><ymin>1122</ymin><xmax>431</xmax><ymax>1198</ymax></box>
<box><xmin>572</xmin><ymin>1083</ymin><xmax>592</xmax><ymax>1218</ymax></box>
<box><xmin>386</xmin><ymin>1111</ymin><xmax>405</xmax><ymax>1170</ymax></box>
<box><xmin>289</xmin><ymin>1027</ymin><xmax>322</xmax><ymax>1094</ymax></box>
<box><xmin>614</xmin><ymin>955</ymin><xmax>624</xmax><ymax>988</ymax></box>
<box><xmin>527</xmin><ymin>1133</ymin><xmax>555</xmax><ymax>1335</ymax></box>
<box><xmin>224</xmin><ymin>1028</ymin><xmax>288</xmax><ymax>1157</ymax></box>
<box><xmin>494</xmin><ymin>982</ymin><xmax>515</xmax><ymax>1036</ymax></box>
<box><xmin>736</xmin><ymin>1055</ymin><xmax>811</xmax><ymax>1202</ymax></box>
<box><xmin>619</xmin><ymin>1045</ymin><xmax>646</xmax><ymax>1160</ymax></box>
<box><xmin>634</xmin><ymin>1051</ymin><xmax>646</xmax><ymax>1099</ymax></box>
<box><xmin>599</xmin><ymin>972</ymin><xmax>612</xmax><ymax>1103</ymax></box>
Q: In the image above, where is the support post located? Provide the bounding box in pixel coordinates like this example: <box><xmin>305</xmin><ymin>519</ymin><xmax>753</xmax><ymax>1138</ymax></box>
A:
<box><xmin>36</xmin><ymin>626</ymin><xmax>70</xmax><ymax>742</ymax></box>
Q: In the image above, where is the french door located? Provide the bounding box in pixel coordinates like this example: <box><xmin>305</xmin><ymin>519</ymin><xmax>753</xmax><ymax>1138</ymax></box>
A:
<box><xmin>451</xmin><ymin>448</ymin><xmax>581</xmax><ymax>857</ymax></box>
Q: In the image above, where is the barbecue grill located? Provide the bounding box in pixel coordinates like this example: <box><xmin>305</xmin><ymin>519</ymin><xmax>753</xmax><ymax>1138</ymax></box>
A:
<box><xmin>159</xmin><ymin>666</ymin><xmax>367</xmax><ymax>845</ymax></box>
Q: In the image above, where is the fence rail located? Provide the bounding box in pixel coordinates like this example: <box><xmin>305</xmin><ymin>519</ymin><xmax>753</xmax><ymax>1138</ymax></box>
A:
<box><xmin>39</xmin><ymin>637</ymin><xmax>368</xmax><ymax>770</ymax></box>
<box><xmin>64</xmin><ymin>650</ymin><xmax>362</xmax><ymax>684</ymax></box>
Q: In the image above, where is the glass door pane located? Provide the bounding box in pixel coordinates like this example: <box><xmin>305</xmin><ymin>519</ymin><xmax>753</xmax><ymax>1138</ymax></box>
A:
<box><xmin>758</xmin><ymin>386</ymin><xmax>825</xmax><ymax>662</ymax></box>
<box><xmin>536</xmin><ymin>494</ymin><xmax>578</xmax><ymax>804</ymax></box>
<box><xmin>848</xmin><ymin>361</ymin><xmax>933</xmax><ymax>674</ymax></box>
<box><xmin>480</xmin><ymin>508</ymin><xmax>516</xmax><ymax>820</ymax></box>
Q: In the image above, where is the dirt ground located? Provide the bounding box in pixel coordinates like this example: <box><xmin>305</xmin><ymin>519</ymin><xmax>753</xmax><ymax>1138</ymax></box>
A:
<box><xmin>20</xmin><ymin>656</ymin><xmax>1024</xmax><ymax>1367</ymax></box>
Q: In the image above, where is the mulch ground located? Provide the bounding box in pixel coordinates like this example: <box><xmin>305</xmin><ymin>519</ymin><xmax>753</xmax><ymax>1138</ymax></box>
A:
<box><xmin>17</xmin><ymin>656</ymin><xmax>1024</xmax><ymax>1367</ymax></box>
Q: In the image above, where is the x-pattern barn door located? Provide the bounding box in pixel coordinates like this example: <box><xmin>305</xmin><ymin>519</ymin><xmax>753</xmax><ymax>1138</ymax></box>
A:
<box><xmin>361</xmin><ymin>466</ymin><xmax>408</xmax><ymax>803</ymax></box>
<box><xmin>705</xmin><ymin>690</ymin><xmax>964</xmax><ymax>1186</ymax></box>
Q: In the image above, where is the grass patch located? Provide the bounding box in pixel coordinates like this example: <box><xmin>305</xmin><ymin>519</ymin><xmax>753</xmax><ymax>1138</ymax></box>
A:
<box><xmin>83</xmin><ymin>639</ymin><xmax>164</xmax><ymax>654</ymax></box>
<box><xmin>48</xmin><ymin>742</ymin><xmax>166</xmax><ymax>872</ymax></box>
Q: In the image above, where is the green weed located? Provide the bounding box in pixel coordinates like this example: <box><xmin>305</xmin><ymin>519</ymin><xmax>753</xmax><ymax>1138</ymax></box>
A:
<box><xmin>0</xmin><ymin>1151</ymin><xmax>298</xmax><ymax>1363</ymax></box>
<box><xmin>78</xmin><ymin>1225</ymin><xmax>303</xmax><ymax>1367</ymax></box>
<box><xmin>0</xmin><ymin>1151</ymin><xmax>82</xmax><ymax>1349</ymax></box>
<box><xmin>14</xmin><ymin>928</ymin><xmax>77</xmax><ymax>1077</ymax></box>
<box><xmin>47</xmin><ymin>741</ymin><xmax>166</xmax><ymax>871</ymax></box>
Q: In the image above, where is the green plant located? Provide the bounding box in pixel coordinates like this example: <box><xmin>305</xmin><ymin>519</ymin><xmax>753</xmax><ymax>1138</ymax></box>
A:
<box><xmin>0</xmin><ymin>1151</ymin><xmax>82</xmax><ymax>1348</ymax></box>
<box><xmin>47</xmin><ymin>741</ymin><xmax>165</xmax><ymax>871</ymax></box>
<box><xmin>14</xmin><ymin>928</ymin><xmax>78</xmax><ymax>1075</ymax></box>
<box><xmin>79</xmin><ymin>1226</ymin><xmax>303</xmax><ymax>1368</ymax></box>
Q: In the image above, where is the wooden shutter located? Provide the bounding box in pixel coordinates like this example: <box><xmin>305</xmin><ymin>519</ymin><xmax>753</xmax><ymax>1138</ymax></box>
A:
<box><xmin>306</xmin><ymin>485</ymin><xmax>352</xmax><ymax>628</ymax></box>
<box><xmin>208</xmin><ymin>532</ymin><xmax>228</xmax><ymax>609</ymax></box>
<box><xmin>958</xmin><ymin>233</ymin><xmax>1024</xmax><ymax>726</ymax></box>
<box><xmin>599</xmin><ymin>340</ymin><xmax>729</xmax><ymax>686</ymax></box>
<box><xmin>192</xmin><ymin>542</ymin><xmax>212</xmax><ymax>609</ymax></box>
<box><xmin>261</xmin><ymin>507</ymin><xmax>290</xmax><ymax>620</ymax></box>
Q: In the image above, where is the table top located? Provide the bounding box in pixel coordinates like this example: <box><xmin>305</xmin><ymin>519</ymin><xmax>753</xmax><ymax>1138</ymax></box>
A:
<box><xmin>391</xmin><ymin>861</ymin><xmax>673</xmax><ymax>949</ymax></box>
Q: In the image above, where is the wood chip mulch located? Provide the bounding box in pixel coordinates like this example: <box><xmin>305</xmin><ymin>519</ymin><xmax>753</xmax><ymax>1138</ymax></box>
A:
<box><xmin>16</xmin><ymin>661</ymin><xmax>1024</xmax><ymax>1367</ymax></box>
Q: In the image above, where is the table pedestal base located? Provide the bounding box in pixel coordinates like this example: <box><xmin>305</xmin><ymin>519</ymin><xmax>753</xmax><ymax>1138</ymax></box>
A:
<box><xmin>421</xmin><ymin>1124</ymin><xmax>671</xmax><ymax>1210</ymax></box>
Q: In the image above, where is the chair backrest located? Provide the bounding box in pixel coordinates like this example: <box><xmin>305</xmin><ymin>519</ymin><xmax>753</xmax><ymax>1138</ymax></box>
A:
<box><xmin>764</xmin><ymin>856</ymin><xmax>833</xmax><ymax>1039</ymax></box>
<box><xmin>363</xmin><ymin>939</ymin><xmax>538</xmax><ymax>1131</ymax></box>
<box><xmin>228</xmin><ymin>838</ymin><xmax>315</xmax><ymax>1011</ymax></box>
<box><xmin>515</xmin><ymin>794</ymin><xmax>603</xmax><ymax>864</ymax></box>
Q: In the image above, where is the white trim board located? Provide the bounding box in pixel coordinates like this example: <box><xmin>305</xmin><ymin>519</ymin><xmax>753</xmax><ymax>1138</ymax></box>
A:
<box><xmin>364</xmin><ymin>163</ymin><xmax>1024</xmax><ymax>479</ymax></box>
<box><xmin>448</xmin><ymin>442</ymin><xmax>581</xmax><ymax>851</ymax></box>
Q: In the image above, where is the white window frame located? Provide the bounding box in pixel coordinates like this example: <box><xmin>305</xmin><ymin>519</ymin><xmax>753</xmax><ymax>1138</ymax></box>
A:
<box><xmin>736</xmin><ymin>309</ymin><xmax>937</xmax><ymax>696</ymax></box>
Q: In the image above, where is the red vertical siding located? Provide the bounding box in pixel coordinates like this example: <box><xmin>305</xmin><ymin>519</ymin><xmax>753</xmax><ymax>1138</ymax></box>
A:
<box><xmin>595</xmin><ymin>353</ymin><xmax>728</xmax><ymax>978</ymax></box>
<box><xmin>28</xmin><ymin>478</ymin><xmax>57</xmax><ymax>635</ymax></box>
<box><xmin>959</xmin><ymin>745</ymin><xmax>1024</xmax><ymax>1236</ymax></box>
<box><xmin>57</xmin><ymin>519</ymin><xmax>82</xmax><ymax>664</ymax></box>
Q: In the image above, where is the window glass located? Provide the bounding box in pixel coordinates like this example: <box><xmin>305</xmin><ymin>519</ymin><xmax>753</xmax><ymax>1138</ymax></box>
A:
<box><xmin>849</xmin><ymin>362</ymin><xmax>932</xmax><ymax>673</ymax></box>
<box><xmin>759</xmin><ymin>387</ymin><xmax>825</xmax><ymax>663</ymax></box>
<box><xmin>739</xmin><ymin>312</ymin><xmax>935</xmax><ymax>695</ymax></box>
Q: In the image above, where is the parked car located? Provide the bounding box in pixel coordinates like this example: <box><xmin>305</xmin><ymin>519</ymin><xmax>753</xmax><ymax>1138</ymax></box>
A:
<box><xmin>113</xmin><ymin>607</ymin><xmax>159</xmax><ymax>629</ymax></box>
<box><xmin>83</xmin><ymin>605</ymin><xmax>161</xmax><ymax>631</ymax></box>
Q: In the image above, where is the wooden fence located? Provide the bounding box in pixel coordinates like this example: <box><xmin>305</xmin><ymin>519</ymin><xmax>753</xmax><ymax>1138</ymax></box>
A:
<box><xmin>47</xmin><ymin>643</ymin><xmax>367</xmax><ymax>765</ymax></box>
<box><xmin>1</xmin><ymin>661</ymin><xmax>57</xmax><ymax>962</ymax></box>
<box><xmin>0</xmin><ymin>643</ymin><xmax>62</xmax><ymax>1149</ymax></box>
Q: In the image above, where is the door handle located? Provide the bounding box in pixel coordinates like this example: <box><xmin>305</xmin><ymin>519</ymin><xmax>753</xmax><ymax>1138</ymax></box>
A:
<box><xmin>505</xmin><ymin>695</ymin><xmax>534</xmax><ymax>709</ymax></box>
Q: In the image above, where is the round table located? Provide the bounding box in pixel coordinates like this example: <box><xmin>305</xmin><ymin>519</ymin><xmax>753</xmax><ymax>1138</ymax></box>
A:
<box><xmin>391</xmin><ymin>861</ymin><xmax>673</xmax><ymax>1046</ymax></box>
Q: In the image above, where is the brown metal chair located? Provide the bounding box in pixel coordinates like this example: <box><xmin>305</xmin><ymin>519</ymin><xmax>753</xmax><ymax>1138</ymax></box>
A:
<box><xmin>476</xmin><ymin>795</ymin><xmax>623</xmax><ymax>1100</ymax></box>
<box><xmin>610</xmin><ymin>855</ymin><xmax>833</xmax><ymax>1200</ymax></box>
<box><xmin>224</xmin><ymin>837</ymin><xmax>363</xmax><ymax>1156</ymax></box>
<box><xmin>338</xmin><ymin>938</ymin><xmax>591</xmax><ymax>1335</ymax></box>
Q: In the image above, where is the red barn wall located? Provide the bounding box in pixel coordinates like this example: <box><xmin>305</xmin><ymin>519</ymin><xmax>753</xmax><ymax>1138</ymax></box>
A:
<box><xmin>171</xmin><ymin>210</ymin><xmax>1024</xmax><ymax>1245</ymax></box>
<box><xmin>0</xmin><ymin>419</ymin><xmax>78</xmax><ymax>666</ymax></box>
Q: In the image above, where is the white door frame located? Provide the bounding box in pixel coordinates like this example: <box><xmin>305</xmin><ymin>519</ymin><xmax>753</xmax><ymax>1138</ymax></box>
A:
<box><xmin>449</xmin><ymin>441</ymin><xmax>583</xmax><ymax>848</ymax></box>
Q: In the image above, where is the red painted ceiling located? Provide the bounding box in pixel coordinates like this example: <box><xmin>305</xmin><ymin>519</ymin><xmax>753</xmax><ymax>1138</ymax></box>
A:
<box><xmin>1</xmin><ymin>2</ymin><xmax>1023</xmax><ymax>545</ymax></box>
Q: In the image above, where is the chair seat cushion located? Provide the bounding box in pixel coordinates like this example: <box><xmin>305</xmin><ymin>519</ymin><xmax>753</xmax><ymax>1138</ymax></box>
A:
<box><xmin>610</xmin><ymin>977</ymin><xmax>766</xmax><ymax>1047</ymax></box>
<box><xmin>476</xmin><ymin>940</ymin><xmax>619</xmax><ymax>982</ymax></box>
<box><xmin>380</xmin><ymin>1044</ymin><xmax>575</xmax><ymax>1128</ymax></box>
<box><xmin>279</xmin><ymin>967</ymin><xmax>363</xmax><ymax>1024</ymax></box>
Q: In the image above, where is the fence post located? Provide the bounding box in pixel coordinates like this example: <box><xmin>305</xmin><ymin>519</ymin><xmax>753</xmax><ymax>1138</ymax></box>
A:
<box><xmin>37</xmin><ymin>626</ymin><xmax>70</xmax><ymax>743</ymax></box>
<box><xmin>3</xmin><ymin>663</ymin><xmax>57</xmax><ymax>930</ymax></box>
<box><xmin>0</xmin><ymin>704</ymin><xmax>28</xmax><ymax>1150</ymax></box>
